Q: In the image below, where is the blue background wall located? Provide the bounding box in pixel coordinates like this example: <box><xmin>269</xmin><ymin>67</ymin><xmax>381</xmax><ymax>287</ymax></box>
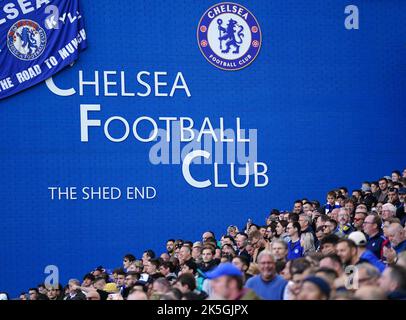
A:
<box><xmin>0</xmin><ymin>0</ymin><xmax>405</xmax><ymax>297</ymax></box>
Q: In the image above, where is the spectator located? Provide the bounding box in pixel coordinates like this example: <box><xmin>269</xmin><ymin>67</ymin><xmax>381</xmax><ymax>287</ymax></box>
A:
<box><xmin>123</xmin><ymin>254</ymin><xmax>136</xmax><ymax>270</ymax></box>
<box><xmin>159</xmin><ymin>261</ymin><xmax>177</xmax><ymax>282</ymax></box>
<box><xmin>319</xmin><ymin>234</ymin><xmax>339</xmax><ymax>256</ymax></box>
<box><xmin>180</xmin><ymin>259</ymin><xmax>198</xmax><ymax>276</ymax></box>
<box><xmin>85</xmin><ymin>290</ymin><xmax>101</xmax><ymax>300</ymax></box>
<box><xmin>377</xmin><ymin>178</ymin><xmax>389</xmax><ymax>203</ymax></box>
<box><xmin>328</xmin><ymin>208</ymin><xmax>340</xmax><ymax>223</ymax></box>
<box><xmin>297</xmin><ymin>276</ymin><xmax>330</xmax><ymax>300</ymax></box>
<box><xmin>274</xmin><ymin>220</ymin><xmax>290</xmax><ymax>242</ymax></box>
<box><xmin>166</xmin><ymin>239</ymin><xmax>175</xmax><ymax>256</ymax></box>
<box><xmin>344</xmin><ymin>198</ymin><xmax>356</xmax><ymax>217</ymax></box>
<box><xmin>205</xmin><ymin>263</ymin><xmax>260</xmax><ymax>300</ymax></box>
<box><xmin>151</xmin><ymin>278</ymin><xmax>171</xmax><ymax>298</ymax></box>
<box><xmin>371</xmin><ymin>182</ymin><xmax>380</xmax><ymax>198</ymax></box>
<box><xmin>352</xmin><ymin>190</ymin><xmax>363</xmax><ymax>204</ymax></box>
<box><xmin>355</xmin><ymin>263</ymin><xmax>380</xmax><ymax>288</ymax></box>
<box><xmin>245</xmin><ymin>251</ymin><xmax>287</xmax><ymax>300</ymax></box>
<box><xmin>323</xmin><ymin>219</ymin><xmax>337</xmax><ymax>237</ymax></box>
<box><xmin>287</xmin><ymin>222</ymin><xmax>303</xmax><ymax>260</ymax></box>
<box><xmin>339</xmin><ymin>187</ymin><xmax>349</xmax><ymax>198</ymax></box>
<box><xmin>178</xmin><ymin>245</ymin><xmax>193</xmax><ymax>266</ymax></box>
<box><xmin>293</xmin><ymin>200</ymin><xmax>303</xmax><ymax>214</ymax></box>
<box><xmin>192</xmin><ymin>242</ymin><xmax>202</xmax><ymax>263</ymax></box>
<box><xmin>142</xmin><ymin>249</ymin><xmax>156</xmax><ymax>265</ymax></box>
<box><xmin>353</xmin><ymin>210</ymin><xmax>367</xmax><ymax>232</ymax></box>
<box><xmin>64</xmin><ymin>279</ymin><xmax>86</xmax><ymax>300</ymax></box>
<box><xmin>248</xmin><ymin>230</ymin><xmax>267</xmax><ymax>262</ymax></box>
<box><xmin>319</xmin><ymin>254</ymin><xmax>343</xmax><ymax>278</ymax></box>
<box><xmin>382</xmin><ymin>203</ymin><xmax>396</xmax><ymax>221</ymax></box>
<box><xmin>392</xmin><ymin>171</ymin><xmax>402</xmax><ymax>183</ymax></box>
<box><xmin>271</xmin><ymin>239</ymin><xmax>288</xmax><ymax>262</ymax></box>
<box><xmin>299</xmin><ymin>214</ymin><xmax>315</xmax><ymax>254</ymax></box>
<box><xmin>303</xmin><ymin>202</ymin><xmax>313</xmax><ymax>216</ymax></box>
<box><xmin>199</xmin><ymin>246</ymin><xmax>218</xmax><ymax>272</ymax></box>
<box><xmin>364</xmin><ymin>214</ymin><xmax>385</xmax><ymax>259</ymax></box>
<box><xmin>82</xmin><ymin>273</ymin><xmax>95</xmax><ymax>288</ymax></box>
<box><xmin>46</xmin><ymin>284</ymin><xmax>63</xmax><ymax>300</ymax></box>
<box><xmin>315</xmin><ymin>226</ymin><xmax>325</xmax><ymax>250</ymax></box>
<box><xmin>127</xmin><ymin>288</ymin><xmax>148</xmax><ymax>300</ymax></box>
<box><xmin>174</xmin><ymin>273</ymin><xmax>206</xmax><ymax>299</ymax></box>
<box><xmin>19</xmin><ymin>293</ymin><xmax>28</xmax><ymax>300</ymax></box>
<box><xmin>337</xmin><ymin>208</ymin><xmax>354</xmax><ymax>236</ymax></box>
<box><xmin>288</xmin><ymin>258</ymin><xmax>313</xmax><ymax>300</ymax></box>
<box><xmin>235</xmin><ymin>232</ymin><xmax>251</xmax><ymax>260</ymax></box>
<box><xmin>397</xmin><ymin>188</ymin><xmax>406</xmax><ymax>225</ymax></box>
<box><xmin>378</xmin><ymin>265</ymin><xmax>406</xmax><ymax>300</ymax></box>
<box><xmin>348</xmin><ymin>233</ymin><xmax>385</xmax><ymax>272</ymax></box>
<box><xmin>28</xmin><ymin>288</ymin><xmax>39</xmax><ymax>301</ymax></box>
<box><xmin>388</xmin><ymin>188</ymin><xmax>401</xmax><ymax>209</ymax></box>
<box><xmin>232</xmin><ymin>255</ymin><xmax>251</xmax><ymax>282</ymax></box>
<box><xmin>323</xmin><ymin>191</ymin><xmax>340</xmax><ymax>214</ymax></box>
<box><xmin>354</xmin><ymin>285</ymin><xmax>387</xmax><ymax>300</ymax></box>
<box><xmin>383</xmin><ymin>223</ymin><xmax>406</xmax><ymax>264</ymax></box>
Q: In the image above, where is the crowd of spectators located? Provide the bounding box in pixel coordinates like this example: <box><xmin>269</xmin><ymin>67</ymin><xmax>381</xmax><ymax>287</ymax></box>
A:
<box><xmin>3</xmin><ymin>169</ymin><xmax>406</xmax><ymax>300</ymax></box>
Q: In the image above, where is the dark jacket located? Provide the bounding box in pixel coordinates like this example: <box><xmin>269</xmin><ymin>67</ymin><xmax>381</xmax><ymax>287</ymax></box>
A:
<box><xmin>64</xmin><ymin>290</ymin><xmax>86</xmax><ymax>300</ymax></box>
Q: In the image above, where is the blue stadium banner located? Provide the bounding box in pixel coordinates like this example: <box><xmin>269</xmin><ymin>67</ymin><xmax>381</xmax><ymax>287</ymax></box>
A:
<box><xmin>0</xmin><ymin>0</ymin><xmax>87</xmax><ymax>100</ymax></box>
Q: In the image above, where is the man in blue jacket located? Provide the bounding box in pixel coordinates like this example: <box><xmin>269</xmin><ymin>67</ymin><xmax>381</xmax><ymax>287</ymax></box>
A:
<box><xmin>348</xmin><ymin>231</ymin><xmax>386</xmax><ymax>273</ymax></box>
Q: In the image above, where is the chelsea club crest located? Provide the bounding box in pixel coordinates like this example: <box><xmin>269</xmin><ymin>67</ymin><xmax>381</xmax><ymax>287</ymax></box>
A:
<box><xmin>7</xmin><ymin>19</ymin><xmax>47</xmax><ymax>61</ymax></box>
<box><xmin>197</xmin><ymin>2</ymin><xmax>262</xmax><ymax>71</ymax></box>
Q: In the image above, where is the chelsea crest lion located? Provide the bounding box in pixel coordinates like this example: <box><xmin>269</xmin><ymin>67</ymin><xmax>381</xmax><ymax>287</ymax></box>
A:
<box><xmin>7</xmin><ymin>19</ymin><xmax>47</xmax><ymax>61</ymax></box>
<box><xmin>197</xmin><ymin>2</ymin><xmax>262</xmax><ymax>71</ymax></box>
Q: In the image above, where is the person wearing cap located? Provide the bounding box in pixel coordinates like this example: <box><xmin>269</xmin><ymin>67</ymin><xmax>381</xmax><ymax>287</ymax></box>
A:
<box><xmin>364</xmin><ymin>214</ymin><xmax>385</xmax><ymax>259</ymax></box>
<box><xmin>297</xmin><ymin>276</ymin><xmax>331</xmax><ymax>300</ymax></box>
<box><xmin>205</xmin><ymin>262</ymin><xmax>260</xmax><ymax>300</ymax></box>
<box><xmin>344</xmin><ymin>232</ymin><xmax>385</xmax><ymax>272</ymax></box>
<box><xmin>244</xmin><ymin>250</ymin><xmax>287</xmax><ymax>300</ymax></box>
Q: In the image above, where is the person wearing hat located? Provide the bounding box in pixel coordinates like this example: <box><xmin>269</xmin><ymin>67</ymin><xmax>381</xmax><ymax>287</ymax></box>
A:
<box><xmin>205</xmin><ymin>262</ymin><xmax>260</xmax><ymax>300</ymax></box>
<box><xmin>297</xmin><ymin>276</ymin><xmax>331</xmax><ymax>300</ymax></box>
<box><xmin>348</xmin><ymin>232</ymin><xmax>385</xmax><ymax>272</ymax></box>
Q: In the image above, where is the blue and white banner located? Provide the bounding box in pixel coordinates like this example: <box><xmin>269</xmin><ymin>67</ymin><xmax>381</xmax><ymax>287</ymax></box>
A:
<box><xmin>0</xmin><ymin>0</ymin><xmax>87</xmax><ymax>100</ymax></box>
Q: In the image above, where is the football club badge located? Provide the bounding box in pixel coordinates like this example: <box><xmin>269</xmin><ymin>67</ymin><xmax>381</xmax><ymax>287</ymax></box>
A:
<box><xmin>7</xmin><ymin>19</ymin><xmax>47</xmax><ymax>61</ymax></box>
<box><xmin>197</xmin><ymin>2</ymin><xmax>262</xmax><ymax>71</ymax></box>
